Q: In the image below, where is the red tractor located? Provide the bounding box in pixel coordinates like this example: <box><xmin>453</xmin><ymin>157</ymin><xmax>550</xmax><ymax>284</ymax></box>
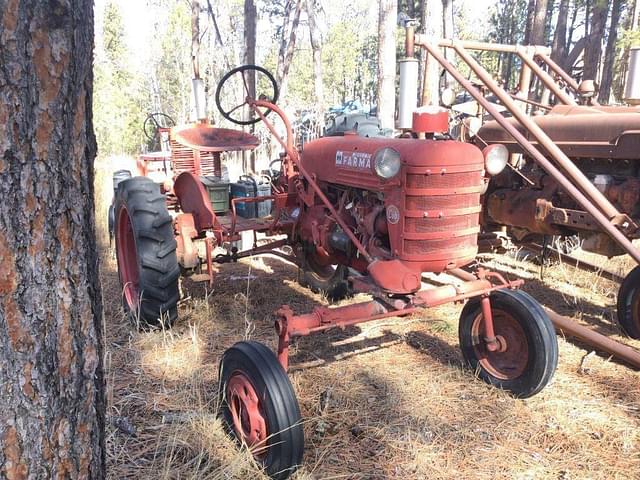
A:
<box><xmin>112</xmin><ymin>65</ymin><xmax>557</xmax><ymax>478</ymax></box>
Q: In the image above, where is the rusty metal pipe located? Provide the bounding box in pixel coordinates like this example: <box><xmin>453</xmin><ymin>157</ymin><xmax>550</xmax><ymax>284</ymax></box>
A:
<box><xmin>252</xmin><ymin>100</ymin><xmax>374</xmax><ymax>263</ymax></box>
<box><xmin>517</xmin><ymin>49</ymin><xmax>576</xmax><ymax>105</ymax></box>
<box><xmin>536</xmin><ymin>53</ymin><xmax>582</xmax><ymax>93</ymax></box>
<box><xmin>448</xmin><ymin>43</ymin><xmax>619</xmax><ymax>220</ymax></box>
<box><xmin>437</xmin><ymin>39</ymin><xmax>550</xmax><ymax>55</ymax></box>
<box><xmin>414</xmin><ymin>40</ymin><xmax>640</xmax><ymax>265</ymax></box>
<box><xmin>545</xmin><ymin>308</ymin><xmax>640</xmax><ymax>369</ymax></box>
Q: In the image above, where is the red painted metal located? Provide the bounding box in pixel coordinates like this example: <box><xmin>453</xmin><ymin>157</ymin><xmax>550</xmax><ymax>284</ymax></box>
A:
<box><xmin>412</xmin><ymin>108</ymin><xmax>450</xmax><ymax>133</ymax></box>
<box><xmin>173</xmin><ymin>172</ymin><xmax>218</xmax><ymax>232</ymax></box>
<box><xmin>172</xmin><ymin>123</ymin><xmax>260</xmax><ymax>152</ymax></box>
<box><xmin>116</xmin><ymin>206</ymin><xmax>140</xmax><ymax>309</ymax></box>
<box><xmin>471</xmin><ymin>308</ymin><xmax>528</xmax><ymax>380</ymax></box>
<box><xmin>226</xmin><ymin>372</ymin><xmax>268</xmax><ymax>455</ymax></box>
<box><xmin>274</xmin><ymin>272</ymin><xmax>523</xmax><ymax>370</ymax></box>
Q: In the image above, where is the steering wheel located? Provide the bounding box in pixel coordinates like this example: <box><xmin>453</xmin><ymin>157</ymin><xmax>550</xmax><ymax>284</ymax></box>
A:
<box><xmin>143</xmin><ymin>112</ymin><xmax>176</xmax><ymax>142</ymax></box>
<box><xmin>215</xmin><ymin>65</ymin><xmax>279</xmax><ymax>126</ymax></box>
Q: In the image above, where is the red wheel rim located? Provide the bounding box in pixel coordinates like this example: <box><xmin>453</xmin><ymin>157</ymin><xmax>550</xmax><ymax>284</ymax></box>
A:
<box><xmin>471</xmin><ymin>309</ymin><xmax>529</xmax><ymax>380</ymax></box>
<box><xmin>116</xmin><ymin>206</ymin><xmax>140</xmax><ymax>309</ymax></box>
<box><xmin>227</xmin><ymin>372</ymin><xmax>268</xmax><ymax>456</ymax></box>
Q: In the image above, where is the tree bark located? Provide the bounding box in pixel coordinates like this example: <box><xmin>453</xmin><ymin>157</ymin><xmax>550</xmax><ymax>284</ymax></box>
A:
<box><xmin>598</xmin><ymin>0</ymin><xmax>622</xmax><ymax>103</ymax></box>
<box><xmin>420</xmin><ymin>0</ymin><xmax>443</xmax><ymax>106</ymax></box>
<box><xmin>0</xmin><ymin>1</ymin><xmax>105</xmax><ymax>479</ymax></box>
<box><xmin>583</xmin><ymin>0</ymin><xmax>609</xmax><ymax>81</ymax></box>
<box><xmin>524</xmin><ymin>0</ymin><xmax>536</xmax><ymax>44</ymax></box>
<box><xmin>551</xmin><ymin>0</ymin><xmax>570</xmax><ymax>66</ymax></box>
<box><xmin>530</xmin><ymin>0</ymin><xmax>549</xmax><ymax>45</ymax></box>
<box><xmin>192</xmin><ymin>0</ymin><xmax>201</xmax><ymax>78</ymax></box>
<box><xmin>306</xmin><ymin>0</ymin><xmax>324</xmax><ymax>112</ymax></box>
<box><xmin>377</xmin><ymin>0</ymin><xmax>398</xmax><ymax>129</ymax></box>
<box><xmin>276</xmin><ymin>0</ymin><xmax>303</xmax><ymax>102</ymax></box>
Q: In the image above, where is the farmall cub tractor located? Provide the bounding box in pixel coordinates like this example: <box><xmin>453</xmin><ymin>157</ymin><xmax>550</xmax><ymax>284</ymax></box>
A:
<box><xmin>112</xmin><ymin>65</ymin><xmax>557</xmax><ymax>478</ymax></box>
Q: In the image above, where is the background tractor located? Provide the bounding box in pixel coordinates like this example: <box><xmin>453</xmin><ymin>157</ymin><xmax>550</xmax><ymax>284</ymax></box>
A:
<box><xmin>110</xmin><ymin>64</ymin><xmax>558</xmax><ymax>478</ymax></box>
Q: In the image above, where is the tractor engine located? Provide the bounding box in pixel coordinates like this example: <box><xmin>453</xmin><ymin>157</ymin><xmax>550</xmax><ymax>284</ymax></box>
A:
<box><xmin>479</xmin><ymin>105</ymin><xmax>640</xmax><ymax>255</ymax></box>
<box><xmin>297</xmin><ymin>134</ymin><xmax>486</xmax><ymax>293</ymax></box>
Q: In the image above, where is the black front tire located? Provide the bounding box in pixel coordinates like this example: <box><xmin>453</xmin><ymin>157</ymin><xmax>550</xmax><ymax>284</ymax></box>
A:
<box><xmin>219</xmin><ymin>341</ymin><xmax>304</xmax><ymax>479</ymax></box>
<box><xmin>298</xmin><ymin>244</ymin><xmax>349</xmax><ymax>301</ymax></box>
<box><xmin>617</xmin><ymin>265</ymin><xmax>640</xmax><ymax>339</ymax></box>
<box><xmin>458</xmin><ymin>289</ymin><xmax>558</xmax><ymax>398</ymax></box>
<box><xmin>114</xmin><ymin>177</ymin><xmax>180</xmax><ymax>327</ymax></box>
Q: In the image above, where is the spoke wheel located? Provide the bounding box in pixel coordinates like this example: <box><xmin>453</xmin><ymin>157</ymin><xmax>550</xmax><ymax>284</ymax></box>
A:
<box><xmin>459</xmin><ymin>289</ymin><xmax>558</xmax><ymax>398</ymax></box>
<box><xmin>219</xmin><ymin>341</ymin><xmax>304</xmax><ymax>479</ymax></box>
<box><xmin>616</xmin><ymin>265</ymin><xmax>640</xmax><ymax>339</ymax></box>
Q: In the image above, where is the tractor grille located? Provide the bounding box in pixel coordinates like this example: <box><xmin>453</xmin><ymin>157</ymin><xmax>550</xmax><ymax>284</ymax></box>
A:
<box><xmin>170</xmin><ymin>139</ymin><xmax>219</xmax><ymax>176</ymax></box>
<box><xmin>404</xmin><ymin>235</ymin><xmax>477</xmax><ymax>255</ymax></box>
<box><xmin>405</xmin><ymin>215</ymin><xmax>477</xmax><ymax>233</ymax></box>
<box><xmin>400</xmin><ymin>168</ymin><xmax>483</xmax><ymax>271</ymax></box>
<box><xmin>406</xmin><ymin>193</ymin><xmax>477</xmax><ymax>211</ymax></box>
<box><xmin>406</xmin><ymin>170</ymin><xmax>483</xmax><ymax>189</ymax></box>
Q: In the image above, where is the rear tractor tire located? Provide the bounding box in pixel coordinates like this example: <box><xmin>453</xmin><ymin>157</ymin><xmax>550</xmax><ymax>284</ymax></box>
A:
<box><xmin>114</xmin><ymin>177</ymin><xmax>180</xmax><ymax>327</ymax></box>
<box><xmin>616</xmin><ymin>265</ymin><xmax>640</xmax><ymax>339</ymax></box>
<box><xmin>218</xmin><ymin>341</ymin><xmax>304</xmax><ymax>479</ymax></box>
<box><xmin>298</xmin><ymin>243</ymin><xmax>350</xmax><ymax>301</ymax></box>
<box><xmin>458</xmin><ymin>289</ymin><xmax>558</xmax><ymax>398</ymax></box>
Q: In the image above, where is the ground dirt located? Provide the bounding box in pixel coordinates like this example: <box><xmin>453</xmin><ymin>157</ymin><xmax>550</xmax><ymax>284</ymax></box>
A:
<box><xmin>98</xmin><ymin>160</ymin><xmax>640</xmax><ymax>480</ymax></box>
<box><xmin>102</xmin><ymin>247</ymin><xmax>640</xmax><ymax>480</ymax></box>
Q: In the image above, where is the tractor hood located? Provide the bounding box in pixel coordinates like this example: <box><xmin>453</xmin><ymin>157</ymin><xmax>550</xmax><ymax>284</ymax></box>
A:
<box><xmin>300</xmin><ymin>134</ymin><xmax>484</xmax><ymax>190</ymax></box>
<box><xmin>478</xmin><ymin>104</ymin><xmax>640</xmax><ymax>159</ymax></box>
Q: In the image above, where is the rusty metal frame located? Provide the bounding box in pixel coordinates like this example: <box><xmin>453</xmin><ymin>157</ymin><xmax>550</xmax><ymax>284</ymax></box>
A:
<box><xmin>413</xmin><ymin>36</ymin><xmax>640</xmax><ymax>266</ymax></box>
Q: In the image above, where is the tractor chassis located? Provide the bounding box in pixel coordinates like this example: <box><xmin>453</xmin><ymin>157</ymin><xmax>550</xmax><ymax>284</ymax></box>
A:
<box><xmin>274</xmin><ymin>267</ymin><xmax>522</xmax><ymax>370</ymax></box>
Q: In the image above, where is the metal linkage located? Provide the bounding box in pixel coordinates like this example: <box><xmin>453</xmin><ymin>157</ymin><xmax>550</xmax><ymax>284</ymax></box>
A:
<box><xmin>413</xmin><ymin>37</ymin><xmax>640</xmax><ymax>266</ymax></box>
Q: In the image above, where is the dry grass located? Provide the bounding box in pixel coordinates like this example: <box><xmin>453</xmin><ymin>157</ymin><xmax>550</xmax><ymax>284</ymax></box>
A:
<box><xmin>96</xmin><ymin>161</ymin><xmax>640</xmax><ymax>479</ymax></box>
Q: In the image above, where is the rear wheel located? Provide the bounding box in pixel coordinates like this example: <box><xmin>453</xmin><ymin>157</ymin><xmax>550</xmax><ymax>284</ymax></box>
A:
<box><xmin>298</xmin><ymin>243</ymin><xmax>349</xmax><ymax>301</ymax></box>
<box><xmin>458</xmin><ymin>289</ymin><xmax>558</xmax><ymax>398</ymax></box>
<box><xmin>114</xmin><ymin>177</ymin><xmax>180</xmax><ymax>327</ymax></box>
<box><xmin>616</xmin><ymin>265</ymin><xmax>640</xmax><ymax>339</ymax></box>
<box><xmin>219</xmin><ymin>341</ymin><xmax>304</xmax><ymax>479</ymax></box>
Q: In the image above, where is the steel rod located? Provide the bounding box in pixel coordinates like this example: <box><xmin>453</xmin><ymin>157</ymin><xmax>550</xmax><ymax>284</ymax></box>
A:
<box><xmin>545</xmin><ymin>308</ymin><xmax>640</xmax><ymax>369</ymax></box>
<box><xmin>437</xmin><ymin>39</ymin><xmax>550</xmax><ymax>55</ymax></box>
<box><xmin>448</xmin><ymin>42</ymin><xmax>620</xmax><ymax>220</ymax></box>
<box><xmin>414</xmin><ymin>39</ymin><xmax>640</xmax><ymax>266</ymax></box>
<box><xmin>536</xmin><ymin>53</ymin><xmax>582</xmax><ymax>93</ymax></box>
<box><xmin>517</xmin><ymin>49</ymin><xmax>576</xmax><ymax>105</ymax></box>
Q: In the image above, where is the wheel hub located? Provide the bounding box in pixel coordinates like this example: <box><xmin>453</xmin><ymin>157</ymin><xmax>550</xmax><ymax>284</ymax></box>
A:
<box><xmin>473</xmin><ymin>311</ymin><xmax>529</xmax><ymax>380</ymax></box>
<box><xmin>227</xmin><ymin>372</ymin><xmax>268</xmax><ymax>456</ymax></box>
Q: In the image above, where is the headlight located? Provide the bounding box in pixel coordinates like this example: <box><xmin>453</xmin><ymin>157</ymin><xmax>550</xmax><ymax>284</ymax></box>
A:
<box><xmin>374</xmin><ymin>147</ymin><xmax>401</xmax><ymax>179</ymax></box>
<box><xmin>482</xmin><ymin>144</ymin><xmax>509</xmax><ymax>176</ymax></box>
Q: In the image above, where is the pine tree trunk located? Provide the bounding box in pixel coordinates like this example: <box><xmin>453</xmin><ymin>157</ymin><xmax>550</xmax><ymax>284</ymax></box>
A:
<box><xmin>306</xmin><ymin>0</ymin><xmax>324</xmax><ymax>113</ymax></box>
<box><xmin>0</xmin><ymin>1</ymin><xmax>105</xmax><ymax>479</ymax></box>
<box><xmin>420</xmin><ymin>0</ymin><xmax>443</xmax><ymax>106</ymax></box>
<box><xmin>277</xmin><ymin>0</ymin><xmax>303</xmax><ymax>102</ymax></box>
<box><xmin>551</xmin><ymin>0</ymin><xmax>570</xmax><ymax>66</ymax></box>
<box><xmin>377</xmin><ymin>0</ymin><xmax>398</xmax><ymax>129</ymax></box>
<box><xmin>530</xmin><ymin>0</ymin><xmax>549</xmax><ymax>45</ymax></box>
<box><xmin>583</xmin><ymin>0</ymin><xmax>609</xmax><ymax>81</ymax></box>
<box><xmin>598</xmin><ymin>0</ymin><xmax>622</xmax><ymax>103</ymax></box>
<box><xmin>524</xmin><ymin>0</ymin><xmax>536</xmax><ymax>44</ymax></box>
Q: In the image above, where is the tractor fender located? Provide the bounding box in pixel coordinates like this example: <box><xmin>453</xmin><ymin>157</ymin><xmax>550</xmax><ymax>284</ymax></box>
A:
<box><xmin>173</xmin><ymin>171</ymin><xmax>217</xmax><ymax>232</ymax></box>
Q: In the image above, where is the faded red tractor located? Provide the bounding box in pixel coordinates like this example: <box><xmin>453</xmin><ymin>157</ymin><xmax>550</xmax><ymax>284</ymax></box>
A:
<box><xmin>112</xmin><ymin>65</ymin><xmax>557</xmax><ymax>478</ymax></box>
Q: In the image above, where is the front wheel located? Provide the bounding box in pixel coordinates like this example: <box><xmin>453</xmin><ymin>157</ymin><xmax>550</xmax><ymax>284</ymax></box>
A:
<box><xmin>458</xmin><ymin>289</ymin><xmax>558</xmax><ymax>398</ymax></box>
<box><xmin>218</xmin><ymin>341</ymin><xmax>304</xmax><ymax>479</ymax></box>
<box><xmin>616</xmin><ymin>265</ymin><xmax>640</xmax><ymax>339</ymax></box>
